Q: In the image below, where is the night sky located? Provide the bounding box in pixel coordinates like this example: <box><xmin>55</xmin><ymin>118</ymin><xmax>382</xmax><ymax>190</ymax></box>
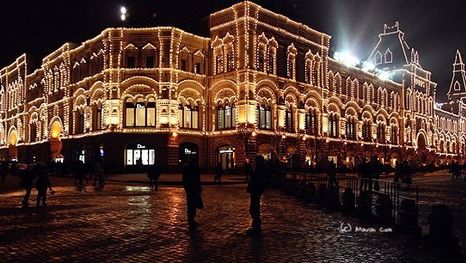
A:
<box><xmin>1</xmin><ymin>0</ymin><xmax>465</xmax><ymax>101</ymax></box>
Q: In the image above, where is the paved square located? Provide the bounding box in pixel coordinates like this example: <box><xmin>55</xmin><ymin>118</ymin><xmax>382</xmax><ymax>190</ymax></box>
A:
<box><xmin>0</xmin><ymin>178</ymin><xmax>465</xmax><ymax>262</ymax></box>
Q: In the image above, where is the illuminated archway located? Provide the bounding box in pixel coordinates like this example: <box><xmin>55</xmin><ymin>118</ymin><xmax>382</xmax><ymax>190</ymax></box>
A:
<box><xmin>7</xmin><ymin>128</ymin><xmax>18</xmax><ymax>160</ymax></box>
<box><xmin>49</xmin><ymin>119</ymin><xmax>63</xmax><ymax>160</ymax></box>
<box><xmin>51</xmin><ymin>121</ymin><xmax>62</xmax><ymax>139</ymax></box>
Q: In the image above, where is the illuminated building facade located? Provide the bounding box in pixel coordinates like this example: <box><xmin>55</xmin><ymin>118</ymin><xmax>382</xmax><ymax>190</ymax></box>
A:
<box><xmin>1</xmin><ymin>1</ymin><xmax>465</xmax><ymax>172</ymax></box>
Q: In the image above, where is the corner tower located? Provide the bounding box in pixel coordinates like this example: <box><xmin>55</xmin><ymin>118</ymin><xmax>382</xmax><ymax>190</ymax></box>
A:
<box><xmin>447</xmin><ymin>50</ymin><xmax>466</xmax><ymax>101</ymax></box>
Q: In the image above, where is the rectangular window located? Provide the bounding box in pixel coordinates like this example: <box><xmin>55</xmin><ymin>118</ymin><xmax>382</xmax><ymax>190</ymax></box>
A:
<box><xmin>192</xmin><ymin>111</ymin><xmax>198</xmax><ymax>129</ymax></box>
<box><xmin>184</xmin><ymin>107</ymin><xmax>191</xmax><ymax>128</ymax></box>
<box><xmin>149</xmin><ymin>149</ymin><xmax>155</xmax><ymax>165</ymax></box>
<box><xmin>195</xmin><ymin>63</ymin><xmax>201</xmax><ymax>74</ymax></box>
<box><xmin>147</xmin><ymin>107</ymin><xmax>156</xmax><ymax>126</ymax></box>
<box><xmin>127</xmin><ymin>56</ymin><xmax>135</xmax><ymax>68</ymax></box>
<box><xmin>141</xmin><ymin>149</ymin><xmax>149</xmax><ymax>165</ymax></box>
<box><xmin>146</xmin><ymin>56</ymin><xmax>154</xmax><ymax>68</ymax></box>
<box><xmin>231</xmin><ymin>108</ymin><xmax>236</xmax><ymax>128</ymax></box>
<box><xmin>181</xmin><ymin>59</ymin><xmax>187</xmax><ymax>71</ymax></box>
<box><xmin>218</xmin><ymin>109</ymin><xmax>224</xmax><ymax>129</ymax></box>
<box><xmin>126</xmin><ymin>149</ymin><xmax>133</xmax><ymax>165</ymax></box>
<box><xmin>126</xmin><ymin>107</ymin><xmax>134</xmax><ymax>127</ymax></box>
<box><xmin>136</xmin><ymin>104</ymin><xmax>146</xmax><ymax>126</ymax></box>
<box><xmin>225</xmin><ymin>106</ymin><xmax>231</xmax><ymax>128</ymax></box>
<box><xmin>178</xmin><ymin>108</ymin><xmax>183</xmax><ymax>127</ymax></box>
<box><xmin>260</xmin><ymin>109</ymin><xmax>266</xmax><ymax>129</ymax></box>
<box><xmin>266</xmin><ymin>110</ymin><xmax>272</xmax><ymax>129</ymax></box>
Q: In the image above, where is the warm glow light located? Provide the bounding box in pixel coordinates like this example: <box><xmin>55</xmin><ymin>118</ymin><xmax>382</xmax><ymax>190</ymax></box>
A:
<box><xmin>334</xmin><ymin>51</ymin><xmax>359</xmax><ymax>67</ymax></box>
<box><xmin>378</xmin><ymin>70</ymin><xmax>392</xmax><ymax>81</ymax></box>
<box><xmin>362</xmin><ymin>61</ymin><xmax>375</xmax><ymax>71</ymax></box>
<box><xmin>120</xmin><ymin>14</ymin><xmax>126</xmax><ymax>21</ymax></box>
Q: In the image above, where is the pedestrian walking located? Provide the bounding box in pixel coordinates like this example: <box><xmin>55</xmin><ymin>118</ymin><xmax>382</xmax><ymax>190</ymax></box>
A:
<box><xmin>147</xmin><ymin>163</ymin><xmax>161</xmax><ymax>190</ymax></box>
<box><xmin>327</xmin><ymin>160</ymin><xmax>338</xmax><ymax>188</ymax></box>
<box><xmin>182</xmin><ymin>158</ymin><xmax>203</xmax><ymax>229</ymax></box>
<box><xmin>93</xmin><ymin>161</ymin><xmax>105</xmax><ymax>190</ymax></box>
<box><xmin>246</xmin><ymin>155</ymin><xmax>268</xmax><ymax>235</ymax></box>
<box><xmin>214</xmin><ymin>162</ymin><xmax>223</xmax><ymax>186</ymax></box>
<box><xmin>74</xmin><ymin>160</ymin><xmax>86</xmax><ymax>192</ymax></box>
<box><xmin>244</xmin><ymin>159</ymin><xmax>252</xmax><ymax>182</ymax></box>
<box><xmin>19</xmin><ymin>164</ymin><xmax>35</xmax><ymax>208</ymax></box>
<box><xmin>35</xmin><ymin>165</ymin><xmax>54</xmax><ymax>207</ymax></box>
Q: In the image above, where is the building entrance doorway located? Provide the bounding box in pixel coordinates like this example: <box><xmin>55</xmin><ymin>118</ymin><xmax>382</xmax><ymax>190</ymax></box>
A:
<box><xmin>217</xmin><ymin>146</ymin><xmax>235</xmax><ymax>170</ymax></box>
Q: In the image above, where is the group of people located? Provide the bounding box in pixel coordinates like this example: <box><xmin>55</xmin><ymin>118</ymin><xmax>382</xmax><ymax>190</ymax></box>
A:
<box><xmin>394</xmin><ymin>160</ymin><xmax>413</xmax><ymax>185</ymax></box>
<box><xmin>72</xmin><ymin>160</ymin><xmax>106</xmax><ymax>192</ymax></box>
<box><xmin>182</xmin><ymin>155</ymin><xmax>269</xmax><ymax>235</ymax></box>
<box><xmin>449</xmin><ymin>161</ymin><xmax>466</xmax><ymax>181</ymax></box>
<box><xmin>357</xmin><ymin>157</ymin><xmax>384</xmax><ymax>191</ymax></box>
<box><xmin>18</xmin><ymin>163</ymin><xmax>54</xmax><ymax>208</ymax></box>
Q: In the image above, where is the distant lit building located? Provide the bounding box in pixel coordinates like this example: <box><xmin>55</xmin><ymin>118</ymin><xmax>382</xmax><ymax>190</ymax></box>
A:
<box><xmin>0</xmin><ymin>1</ymin><xmax>465</xmax><ymax>172</ymax></box>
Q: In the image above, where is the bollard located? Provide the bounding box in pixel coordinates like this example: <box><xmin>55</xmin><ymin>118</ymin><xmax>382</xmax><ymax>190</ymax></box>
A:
<box><xmin>375</xmin><ymin>194</ymin><xmax>393</xmax><ymax>220</ymax></box>
<box><xmin>398</xmin><ymin>198</ymin><xmax>421</xmax><ymax>235</ymax></box>
<box><xmin>426</xmin><ymin>204</ymin><xmax>458</xmax><ymax>251</ymax></box>
<box><xmin>342</xmin><ymin>187</ymin><xmax>355</xmax><ymax>213</ymax></box>
<box><xmin>326</xmin><ymin>185</ymin><xmax>341</xmax><ymax>209</ymax></box>
<box><xmin>318</xmin><ymin>184</ymin><xmax>328</xmax><ymax>203</ymax></box>
<box><xmin>357</xmin><ymin>190</ymin><xmax>373</xmax><ymax>218</ymax></box>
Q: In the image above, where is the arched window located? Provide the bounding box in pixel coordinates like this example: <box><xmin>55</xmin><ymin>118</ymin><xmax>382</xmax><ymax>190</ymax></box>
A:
<box><xmin>384</xmin><ymin>49</ymin><xmax>393</xmax><ymax>63</ymax></box>
<box><xmin>217</xmin><ymin>101</ymin><xmax>236</xmax><ymax>130</ymax></box>
<box><xmin>179</xmin><ymin>103</ymin><xmax>199</xmax><ymax>129</ymax></box>
<box><xmin>375</xmin><ymin>51</ymin><xmax>382</xmax><ymax>65</ymax></box>
<box><xmin>345</xmin><ymin>116</ymin><xmax>357</xmax><ymax>140</ymax></box>
<box><xmin>76</xmin><ymin>109</ymin><xmax>85</xmax><ymax>134</ymax></box>
<box><xmin>267</xmin><ymin>47</ymin><xmax>276</xmax><ymax>74</ymax></box>
<box><xmin>328</xmin><ymin>113</ymin><xmax>339</xmax><ymax>138</ymax></box>
<box><xmin>362</xmin><ymin>120</ymin><xmax>372</xmax><ymax>142</ymax></box>
<box><xmin>391</xmin><ymin>125</ymin><xmax>399</xmax><ymax>144</ymax></box>
<box><xmin>215</xmin><ymin>50</ymin><xmax>224</xmax><ymax>74</ymax></box>
<box><xmin>285</xmin><ymin>106</ymin><xmax>294</xmax><ymax>132</ymax></box>
<box><xmin>377</xmin><ymin>123</ymin><xmax>386</xmax><ymax>143</ymax></box>
<box><xmin>226</xmin><ymin>51</ymin><xmax>234</xmax><ymax>72</ymax></box>
<box><xmin>257</xmin><ymin>104</ymin><xmax>272</xmax><ymax>130</ymax></box>
<box><xmin>257</xmin><ymin>47</ymin><xmax>265</xmax><ymax>72</ymax></box>
<box><xmin>30</xmin><ymin>123</ymin><xmax>37</xmax><ymax>142</ymax></box>
<box><xmin>305</xmin><ymin>59</ymin><xmax>313</xmax><ymax>84</ymax></box>
<box><xmin>124</xmin><ymin>98</ymin><xmax>156</xmax><ymax>127</ymax></box>
<box><xmin>305</xmin><ymin>108</ymin><xmax>318</xmax><ymax>135</ymax></box>
<box><xmin>93</xmin><ymin>105</ymin><xmax>103</xmax><ymax>131</ymax></box>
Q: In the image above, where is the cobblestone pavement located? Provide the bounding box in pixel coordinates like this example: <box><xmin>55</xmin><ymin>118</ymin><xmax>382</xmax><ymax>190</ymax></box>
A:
<box><xmin>413</xmin><ymin>176</ymin><xmax>466</xmax><ymax>253</ymax></box>
<box><xmin>0</xmin><ymin>180</ymin><xmax>465</xmax><ymax>262</ymax></box>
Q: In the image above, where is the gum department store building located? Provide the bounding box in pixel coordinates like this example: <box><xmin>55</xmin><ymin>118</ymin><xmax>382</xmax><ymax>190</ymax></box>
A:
<box><xmin>1</xmin><ymin>1</ymin><xmax>466</xmax><ymax>173</ymax></box>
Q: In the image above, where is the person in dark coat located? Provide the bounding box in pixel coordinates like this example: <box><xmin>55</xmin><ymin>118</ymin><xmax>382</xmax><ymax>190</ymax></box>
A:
<box><xmin>147</xmin><ymin>163</ymin><xmax>161</xmax><ymax>190</ymax></box>
<box><xmin>93</xmin><ymin>161</ymin><xmax>105</xmax><ymax>190</ymax></box>
<box><xmin>182</xmin><ymin>158</ymin><xmax>202</xmax><ymax>229</ymax></box>
<box><xmin>214</xmin><ymin>162</ymin><xmax>224</xmax><ymax>186</ymax></box>
<box><xmin>246</xmin><ymin>155</ymin><xmax>268</xmax><ymax>235</ymax></box>
<box><xmin>35</xmin><ymin>165</ymin><xmax>53</xmax><ymax>207</ymax></box>
<box><xmin>20</xmin><ymin>165</ymin><xmax>35</xmax><ymax>208</ymax></box>
<box><xmin>327</xmin><ymin>160</ymin><xmax>338</xmax><ymax>188</ymax></box>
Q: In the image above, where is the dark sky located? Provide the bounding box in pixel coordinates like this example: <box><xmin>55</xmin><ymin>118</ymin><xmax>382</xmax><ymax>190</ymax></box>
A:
<box><xmin>1</xmin><ymin>0</ymin><xmax>465</xmax><ymax>100</ymax></box>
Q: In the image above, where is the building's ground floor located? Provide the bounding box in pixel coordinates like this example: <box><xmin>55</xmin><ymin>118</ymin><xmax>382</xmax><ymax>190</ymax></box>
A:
<box><xmin>0</xmin><ymin>132</ymin><xmax>461</xmax><ymax>174</ymax></box>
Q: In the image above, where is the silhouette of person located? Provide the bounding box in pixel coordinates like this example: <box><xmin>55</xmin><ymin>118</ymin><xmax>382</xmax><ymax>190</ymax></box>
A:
<box><xmin>74</xmin><ymin>160</ymin><xmax>86</xmax><ymax>192</ymax></box>
<box><xmin>244</xmin><ymin>159</ymin><xmax>252</xmax><ymax>182</ymax></box>
<box><xmin>93</xmin><ymin>161</ymin><xmax>105</xmax><ymax>190</ymax></box>
<box><xmin>136</xmin><ymin>157</ymin><xmax>143</xmax><ymax>166</ymax></box>
<box><xmin>214</xmin><ymin>162</ymin><xmax>224</xmax><ymax>186</ymax></box>
<box><xmin>35</xmin><ymin>165</ymin><xmax>53</xmax><ymax>207</ymax></box>
<box><xmin>148</xmin><ymin>163</ymin><xmax>161</xmax><ymax>190</ymax></box>
<box><xmin>182</xmin><ymin>158</ymin><xmax>203</xmax><ymax>229</ymax></box>
<box><xmin>20</xmin><ymin>164</ymin><xmax>35</xmax><ymax>208</ymax></box>
<box><xmin>327</xmin><ymin>160</ymin><xmax>338</xmax><ymax>188</ymax></box>
<box><xmin>246</xmin><ymin>155</ymin><xmax>268</xmax><ymax>235</ymax></box>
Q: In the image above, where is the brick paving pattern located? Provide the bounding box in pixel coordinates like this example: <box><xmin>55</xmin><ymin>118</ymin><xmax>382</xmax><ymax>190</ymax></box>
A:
<box><xmin>0</xmin><ymin>177</ymin><xmax>465</xmax><ymax>262</ymax></box>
